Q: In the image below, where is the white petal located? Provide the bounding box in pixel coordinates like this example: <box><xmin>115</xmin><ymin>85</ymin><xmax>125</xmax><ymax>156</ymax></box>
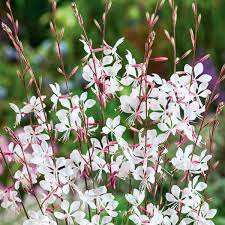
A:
<box><xmin>195</xmin><ymin>182</ymin><xmax>207</xmax><ymax>192</ymax></box>
<box><xmin>9</xmin><ymin>103</ymin><xmax>20</xmax><ymax>113</ymax></box>
<box><xmin>194</xmin><ymin>63</ymin><xmax>204</xmax><ymax>76</ymax></box>
<box><xmin>102</xmin><ymin>127</ymin><xmax>111</xmax><ymax>134</ymax></box>
<box><xmin>113</xmin><ymin>116</ymin><xmax>121</xmax><ymax>128</ymax></box>
<box><xmin>166</xmin><ymin>193</ymin><xmax>176</xmax><ymax>202</ymax></box>
<box><xmin>70</xmin><ymin>201</ymin><xmax>80</xmax><ymax>212</ymax></box>
<box><xmin>61</xmin><ymin>200</ymin><xmax>69</xmax><ymax>211</ymax></box>
<box><xmin>54</xmin><ymin>212</ymin><xmax>66</xmax><ymax>220</ymax></box>
<box><xmin>103</xmin><ymin>55</ymin><xmax>113</xmax><ymax>65</ymax></box>
<box><xmin>171</xmin><ymin>185</ymin><xmax>180</xmax><ymax>199</ymax></box>
<box><xmin>197</xmin><ymin>74</ymin><xmax>212</xmax><ymax>83</ymax></box>
<box><xmin>184</xmin><ymin>64</ymin><xmax>192</xmax><ymax>75</ymax></box>
<box><xmin>206</xmin><ymin>209</ymin><xmax>217</xmax><ymax>219</ymax></box>
<box><xmin>84</xmin><ymin>99</ymin><xmax>96</xmax><ymax>109</ymax></box>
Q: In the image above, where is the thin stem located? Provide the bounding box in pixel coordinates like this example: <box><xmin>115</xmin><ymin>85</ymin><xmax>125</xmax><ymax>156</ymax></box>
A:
<box><xmin>0</xmin><ymin>148</ymin><xmax>29</xmax><ymax>219</ymax></box>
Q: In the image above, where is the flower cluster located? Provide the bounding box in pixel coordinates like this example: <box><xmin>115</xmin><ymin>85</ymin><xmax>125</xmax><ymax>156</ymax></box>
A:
<box><xmin>0</xmin><ymin>1</ymin><xmax>222</xmax><ymax>225</ymax></box>
<box><xmin>0</xmin><ymin>39</ymin><xmax>217</xmax><ymax>225</ymax></box>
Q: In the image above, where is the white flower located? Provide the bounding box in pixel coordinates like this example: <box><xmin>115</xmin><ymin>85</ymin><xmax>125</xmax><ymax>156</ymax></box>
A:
<box><xmin>23</xmin><ymin>211</ymin><xmax>57</xmax><ymax>225</ymax></box>
<box><xmin>184</xmin><ymin>63</ymin><xmax>212</xmax><ymax>83</ymax></box>
<box><xmin>105</xmin><ymin>77</ymin><xmax>123</xmax><ymax>96</ymax></box>
<box><xmin>171</xmin><ymin>145</ymin><xmax>211</xmax><ymax>174</ymax></box>
<box><xmin>125</xmin><ymin>188</ymin><xmax>145</xmax><ymax>206</ymax></box>
<box><xmin>133</xmin><ymin>166</ymin><xmax>155</xmax><ymax>190</ymax></box>
<box><xmin>0</xmin><ymin>188</ymin><xmax>21</xmax><ymax>211</ymax></box>
<box><xmin>92</xmin><ymin>154</ymin><xmax>108</xmax><ymax>182</ymax></box>
<box><xmin>21</xmin><ymin>125</ymin><xmax>49</xmax><ymax>145</ymax></box>
<box><xmin>31</xmin><ymin>140</ymin><xmax>53</xmax><ymax>164</ymax></box>
<box><xmin>22</xmin><ymin>96</ymin><xmax>46</xmax><ymax>124</ymax></box>
<box><xmin>139</xmin><ymin>129</ymin><xmax>167</xmax><ymax>150</ymax></box>
<box><xmin>54</xmin><ymin>200</ymin><xmax>85</xmax><ymax>225</ymax></box>
<box><xmin>91</xmin><ymin>136</ymin><xmax>118</xmax><ymax>155</ymax></box>
<box><xmin>162</xmin><ymin>208</ymin><xmax>179</xmax><ymax>225</ymax></box>
<box><xmin>120</xmin><ymin>90</ymin><xmax>146</xmax><ymax>125</ymax></box>
<box><xmin>38</xmin><ymin>157</ymin><xmax>73</xmax><ymax>184</ymax></box>
<box><xmin>8</xmin><ymin>142</ymin><xmax>24</xmax><ymax>162</ymax></box>
<box><xmin>188</xmin><ymin>176</ymin><xmax>207</xmax><ymax>195</ymax></box>
<box><xmin>146</xmin><ymin>203</ymin><xmax>164</xmax><ymax>224</ymax></box>
<box><xmin>102</xmin><ymin>116</ymin><xmax>125</xmax><ymax>139</ymax></box>
<box><xmin>71</xmin><ymin>92</ymin><xmax>96</xmax><ymax>112</ymax></box>
<box><xmin>88</xmin><ymin>186</ymin><xmax>118</xmax><ymax>217</ymax></box>
<box><xmin>191</xmin><ymin>149</ymin><xmax>212</xmax><ymax>174</ymax></box>
<box><xmin>190</xmin><ymin>82</ymin><xmax>211</xmax><ymax>107</ymax></box>
<box><xmin>104</xmin><ymin>38</ymin><xmax>124</xmax><ymax>59</ymax></box>
<box><xmin>171</xmin><ymin>145</ymin><xmax>193</xmax><ymax>171</ymax></box>
<box><xmin>82</xmin><ymin>58</ymin><xmax>102</xmax><ymax>88</ymax></box>
<box><xmin>121</xmin><ymin>50</ymin><xmax>141</xmax><ymax>87</ymax></box>
<box><xmin>70</xmin><ymin>149</ymin><xmax>85</xmax><ymax>174</ymax></box>
<box><xmin>189</xmin><ymin>203</ymin><xmax>217</xmax><ymax>225</ymax></box>
<box><xmin>14</xmin><ymin>166</ymin><xmax>37</xmax><ymax>190</ymax></box>
<box><xmin>103</xmin><ymin>61</ymin><xmax>122</xmax><ymax>78</ymax></box>
<box><xmin>150</xmin><ymin>97</ymin><xmax>179</xmax><ymax>127</ymax></box>
<box><xmin>9</xmin><ymin>103</ymin><xmax>23</xmax><ymax>126</ymax></box>
<box><xmin>80</xmin><ymin>39</ymin><xmax>92</xmax><ymax>60</ymax></box>
<box><xmin>129</xmin><ymin>207</ymin><xmax>149</xmax><ymax>225</ymax></box>
<box><xmin>55</xmin><ymin>109</ymin><xmax>80</xmax><ymax>141</ymax></box>
<box><xmin>49</xmin><ymin>83</ymin><xmax>70</xmax><ymax>110</ymax></box>
<box><xmin>166</xmin><ymin>185</ymin><xmax>189</xmax><ymax>210</ymax></box>
<box><xmin>88</xmin><ymin>215</ymin><xmax>113</xmax><ymax>225</ymax></box>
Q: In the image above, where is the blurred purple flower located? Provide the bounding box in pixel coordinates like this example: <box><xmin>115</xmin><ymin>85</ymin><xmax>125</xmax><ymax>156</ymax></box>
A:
<box><xmin>3</xmin><ymin>46</ymin><xmax>19</xmax><ymax>62</ymax></box>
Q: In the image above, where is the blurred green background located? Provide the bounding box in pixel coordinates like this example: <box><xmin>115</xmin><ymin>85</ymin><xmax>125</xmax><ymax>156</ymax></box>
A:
<box><xmin>0</xmin><ymin>0</ymin><xmax>224</xmax><ymax>224</ymax></box>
